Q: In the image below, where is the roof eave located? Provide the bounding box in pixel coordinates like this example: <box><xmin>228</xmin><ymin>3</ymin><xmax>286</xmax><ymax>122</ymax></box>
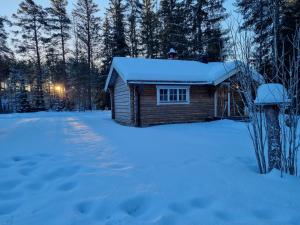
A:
<box><xmin>104</xmin><ymin>65</ymin><xmax>114</xmax><ymax>92</ymax></box>
<box><xmin>127</xmin><ymin>80</ymin><xmax>213</xmax><ymax>85</ymax></box>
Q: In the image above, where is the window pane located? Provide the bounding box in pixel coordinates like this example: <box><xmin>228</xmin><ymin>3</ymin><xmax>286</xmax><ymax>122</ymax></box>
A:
<box><xmin>160</xmin><ymin>89</ymin><xmax>168</xmax><ymax>101</ymax></box>
<box><xmin>170</xmin><ymin>89</ymin><xmax>178</xmax><ymax>101</ymax></box>
<box><xmin>179</xmin><ymin>89</ymin><xmax>187</xmax><ymax>101</ymax></box>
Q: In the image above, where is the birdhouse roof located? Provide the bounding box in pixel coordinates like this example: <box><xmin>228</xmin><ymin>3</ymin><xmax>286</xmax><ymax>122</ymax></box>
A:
<box><xmin>254</xmin><ymin>83</ymin><xmax>291</xmax><ymax>105</ymax></box>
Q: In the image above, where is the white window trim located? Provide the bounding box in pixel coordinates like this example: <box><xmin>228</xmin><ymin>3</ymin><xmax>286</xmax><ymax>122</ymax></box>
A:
<box><xmin>156</xmin><ymin>85</ymin><xmax>190</xmax><ymax>105</ymax></box>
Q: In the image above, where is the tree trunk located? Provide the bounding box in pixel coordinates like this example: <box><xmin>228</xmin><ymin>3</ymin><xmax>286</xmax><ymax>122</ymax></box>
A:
<box><xmin>33</xmin><ymin>15</ymin><xmax>45</xmax><ymax>111</ymax></box>
<box><xmin>264</xmin><ymin>105</ymin><xmax>281</xmax><ymax>171</ymax></box>
<box><xmin>87</xmin><ymin>6</ymin><xmax>92</xmax><ymax>111</ymax></box>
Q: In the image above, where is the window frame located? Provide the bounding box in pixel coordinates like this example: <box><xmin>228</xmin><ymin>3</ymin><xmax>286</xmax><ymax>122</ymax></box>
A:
<box><xmin>156</xmin><ymin>85</ymin><xmax>190</xmax><ymax>105</ymax></box>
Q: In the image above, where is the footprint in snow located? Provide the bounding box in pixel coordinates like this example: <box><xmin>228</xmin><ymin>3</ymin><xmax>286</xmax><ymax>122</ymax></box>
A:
<box><xmin>75</xmin><ymin>201</ymin><xmax>93</xmax><ymax>215</ymax></box>
<box><xmin>189</xmin><ymin>197</ymin><xmax>212</xmax><ymax>209</ymax></box>
<box><xmin>42</xmin><ymin>165</ymin><xmax>80</xmax><ymax>181</ymax></box>
<box><xmin>37</xmin><ymin>153</ymin><xmax>51</xmax><ymax>158</ymax></box>
<box><xmin>157</xmin><ymin>213</ymin><xmax>177</xmax><ymax>225</ymax></box>
<box><xmin>93</xmin><ymin>202</ymin><xmax>112</xmax><ymax>221</ymax></box>
<box><xmin>0</xmin><ymin>162</ymin><xmax>11</xmax><ymax>169</ymax></box>
<box><xmin>168</xmin><ymin>202</ymin><xmax>189</xmax><ymax>214</ymax></box>
<box><xmin>0</xmin><ymin>191</ymin><xmax>23</xmax><ymax>201</ymax></box>
<box><xmin>0</xmin><ymin>203</ymin><xmax>20</xmax><ymax>216</ymax></box>
<box><xmin>11</xmin><ymin>156</ymin><xmax>28</xmax><ymax>162</ymax></box>
<box><xmin>19</xmin><ymin>167</ymin><xmax>36</xmax><ymax>176</ymax></box>
<box><xmin>57</xmin><ymin>181</ymin><xmax>77</xmax><ymax>192</ymax></box>
<box><xmin>0</xmin><ymin>180</ymin><xmax>22</xmax><ymax>192</ymax></box>
<box><xmin>119</xmin><ymin>195</ymin><xmax>149</xmax><ymax>217</ymax></box>
<box><xmin>214</xmin><ymin>210</ymin><xmax>233</xmax><ymax>222</ymax></box>
<box><xmin>25</xmin><ymin>181</ymin><xmax>44</xmax><ymax>191</ymax></box>
<box><xmin>21</xmin><ymin>160</ymin><xmax>38</xmax><ymax>167</ymax></box>
<box><xmin>252</xmin><ymin>209</ymin><xmax>272</xmax><ymax>220</ymax></box>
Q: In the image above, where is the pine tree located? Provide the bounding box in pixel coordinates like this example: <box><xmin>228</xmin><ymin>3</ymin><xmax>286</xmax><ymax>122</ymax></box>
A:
<box><xmin>172</xmin><ymin>1</ymin><xmax>189</xmax><ymax>58</ymax></box>
<box><xmin>191</xmin><ymin>0</ymin><xmax>208</xmax><ymax>58</ymax></box>
<box><xmin>127</xmin><ymin>0</ymin><xmax>142</xmax><ymax>57</ymax></box>
<box><xmin>107</xmin><ymin>0</ymin><xmax>129</xmax><ymax>57</ymax></box>
<box><xmin>101</xmin><ymin>14</ymin><xmax>114</xmax><ymax>76</ymax></box>
<box><xmin>9</xmin><ymin>63</ymin><xmax>33</xmax><ymax>113</ymax></box>
<box><xmin>46</xmin><ymin>0</ymin><xmax>71</xmax><ymax>85</ymax></box>
<box><xmin>12</xmin><ymin>0</ymin><xmax>47</xmax><ymax>111</ymax></box>
<box><xmin>72</xmin><ymin>0</ymin><xmax>101</xmax><ymax>110</ymax></box>
<box><xmin>205</xmin><ymin>0</ymin><xmax>228</xmax><ymax>61</ymax></box>
<box><xmin>0</xmin><ymin>17</ymin><xmax>11</xmax><ymax>83</ymax></box>
<box><xmin>181</xmin><ymin>0</ymin><xmax>194</xmax><ymax>59</ymax></box>
<box><xmin>140</xmin><ymin>0</ymin><xmax>159</xmax><ymax>58</ymax></box>
<box><xmin>0</xmin><ymin>17</ymin><xmax>12</xmax><ymax>113</ymax></box>
<box><xmin>158</xmin><ymin>0</ymin><xmax>177</xmax><ymax>56</ymax></box>
<box><xmin>0</xmin><ymin>17</ymin><xmax>11</xmax><ymax>58</ymax></box>
<box><xmin>281</xmin><ymin>0</ymin><xmax>300</xmax><ymax>69</ymax></box>
<box><xmin>236</xmin><ymin>0</ymin><xmax>274</xmax><ymax>73</ymax></box>
<box><xmin>158</xmin><ymin>0</ymin><xmax>190</xmax><ymax>58</ymax></box>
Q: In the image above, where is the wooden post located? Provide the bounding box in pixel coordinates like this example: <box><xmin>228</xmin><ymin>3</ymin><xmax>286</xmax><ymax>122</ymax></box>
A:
<box><xmin>109</xmin><ymin>87</ymin><xmax>115</xmax><ymax>120</ymax></box>
<box><xmin>214</xmin><ymin>89</ymin><xmax>218</xmax><ymax>117</ymax></box>
<box><xmin>133</xmin><ymin>85</ymin><xmax>141</xmax><ymax>127</ymax></box>
<box><xmin>227</xmin><ymin>85</ymin><xmax>231</xmax><ymax>117</ymax></box>
<box><xmin>264</xmin><ymin>105</ymin><xmax>281</xmax><ymax>171</ymax></box>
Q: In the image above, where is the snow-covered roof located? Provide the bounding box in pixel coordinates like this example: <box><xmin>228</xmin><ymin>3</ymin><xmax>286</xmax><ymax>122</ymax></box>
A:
<box><xmin>105</xmin><ymin>57</ymin><xmax>262</xmax><ymax>90</ymax></box>
<box><xmin>168</xmin><ymin>48</ymin><xmax>177</xmax><ymax>54</ymax></box>
<box><xmin>255</xmin><ymin>83</ymin><xmax>291</xmax><ymax>105</ymax></box>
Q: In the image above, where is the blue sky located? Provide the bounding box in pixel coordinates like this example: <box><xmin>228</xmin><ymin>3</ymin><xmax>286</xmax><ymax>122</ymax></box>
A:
<box><xmin>0</xmin><ymin>0</ymin><xmax>238</xmax><ymax>49</ymax></box>
<box><xmin>1</xmin><ymin>0</ymin><xmax>107</xmax><ymax>18</ymax></box>
<box><xmin>0</xmin><ymin>0</ymin><xmax>236</xmax><ymax>19</ymax></box>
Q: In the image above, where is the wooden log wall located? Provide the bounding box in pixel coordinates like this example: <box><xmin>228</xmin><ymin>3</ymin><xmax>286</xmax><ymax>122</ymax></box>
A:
<box><xmin>113</xmin><ymin>75</ymin><xmax>132</xmax><ymax>125</ymax></box>
<box><xmin>138</xmin><ymin>85</ymin><xmax>215</xmax><ymax>126</ymax></box>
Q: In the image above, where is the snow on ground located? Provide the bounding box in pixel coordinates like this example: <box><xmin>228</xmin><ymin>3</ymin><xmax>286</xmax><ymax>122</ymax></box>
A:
<box><xmin>0</xmin><ymin>111</ymin><xmax>300</xmax><ymax>225</ymax></box>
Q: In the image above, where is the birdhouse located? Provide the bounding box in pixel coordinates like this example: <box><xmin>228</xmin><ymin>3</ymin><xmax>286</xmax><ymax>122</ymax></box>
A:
<box><xmin>254</xmin><ymin>83</ymin><xmax>291</xmax><ymax>171</ymax></box>
<box><xmin>167</xmin><ymin>48</ymin><xmax>178</xmax><ymax>60</ymax></box>
<box><xmin>254</xmin><ymin>83</ymin><xmax>291</xmax><ymax>107</ymax></box>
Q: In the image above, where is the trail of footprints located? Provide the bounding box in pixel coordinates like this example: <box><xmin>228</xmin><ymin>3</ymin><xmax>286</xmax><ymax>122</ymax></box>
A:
<box><xmin>72</xmin><ymin>195</ymin><xmax>225</xmax><ymax>225</ymax></box>
<box><xmin>0</xmin><ymin>155</ymin><xmax>273</xmax><ymax>223</ymax></box>
<box><xmin>0</xmin><ymin>154</ymin><xmax>80</xmax><ymax>216</ymax></box>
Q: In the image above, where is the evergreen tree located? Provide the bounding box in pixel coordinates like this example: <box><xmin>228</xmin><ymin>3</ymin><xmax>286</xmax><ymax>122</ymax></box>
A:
<box><xmin>236</xmin><ymin>0</ymin><xmax>274</xmax><ymax>73</ymax></box>
<box><xmin>281</xmin><ymin>0</ymin><xmax>300</xmax><ymax>69</ymax></box>
<box><xmin>158</xmin><ymin>0</ymin><xmax>179</xmax><ymax>57</ymax></box>
<box><xmin>191</xmin><ymin>0</ymin><xmax>208</xmax><ymax>58</ymax></box>
<box><xmin>72</xmin><ymin>0</ymin><xmax>101</xmax><ymax>110</ymax></box>
<box><xmin>9</xmin><ymin>62</ymin><xmax>34</xmax><ymax>113</ymax></box>
<box><xmin>205</xmin><ymin>0</ymin><xmax>228</xmax><ymax>61</ymax></box>
<box><xmin>0</xmin><ymin>17</ymin><xmax>12</xmax><ymax>113</ymax></box>
<box><xmin>140</xmin><ymin>0</ymin><xmax>159</xmax><ymax>58</ymax></box>
<box><xmin>127</xmin><ymin>0</ymin><xmax>142</xmax><ymax>57</ymax></box>
<box><xmin>101</xmin><ymin>14</ymin><xmax>114</xmax><ymax>76</ymax></box>
<box><xmin>0</xmin><ymin>17</ymin><xmax>11</xmax><ymax>83</ymax></box>
<box><xmin>159</xmin><ymin>0</ymin><xmax>191</xmax><ymax>58</ymax></box>
<box><xmin>46</xmin><ymin>0</ymin><xmax>71</xmax><ymax>85</ymax></box>
<box><xmin>12</xmin><ymin>0</ymin><xmax>47</xmax><ymax>111</ymax></box>
<box><xmin>181</xmin><ymin>0</ymin><xmax>194</xmax><ymax>59</ymax></box>
<box><xmin>172</xmin><ymin>1</ymin><xmax>190</xmax><ymax>58</ymax></box>
<box><xmin>0</xmin><ymin>17</ymin><xmax>11</xmax><ymax>57</ymax></box>
<box><xmin>107</xmin><ymin>0</ymin><xmax>129</xmax><ymax>57</ymax></box>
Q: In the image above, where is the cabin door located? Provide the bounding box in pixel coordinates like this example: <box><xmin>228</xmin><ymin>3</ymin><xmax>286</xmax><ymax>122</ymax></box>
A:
<box><xmin>215</xmin><ymin>84</ymin><xmax>230</xmax><ymax>118</ymax></box>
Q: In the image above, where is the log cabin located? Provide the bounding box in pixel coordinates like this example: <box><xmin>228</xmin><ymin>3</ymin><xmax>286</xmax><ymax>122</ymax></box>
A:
<box><xmin>104</xmin><ymin>56</ymin><xmax>262</xmax><ymax>127</ymax></box>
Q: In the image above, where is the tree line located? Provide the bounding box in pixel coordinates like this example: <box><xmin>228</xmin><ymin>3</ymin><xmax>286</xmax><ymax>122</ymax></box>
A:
<box><xmin>0</xmin><ymin>0</ymin><xmax>299</xmax><ymax>113</ymax></box>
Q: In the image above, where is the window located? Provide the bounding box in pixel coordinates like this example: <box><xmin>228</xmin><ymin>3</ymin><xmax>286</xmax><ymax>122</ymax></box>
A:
<box><xmin>156</xmin><ymin>86</ymin><xmax>190</xmax><ymax>105</ymax></box>
<box><xmin>179</xmin><ymin>89</ymin><xmax>187</xmax><ymax>101</ymax></box>
<box><xmin>160</xmin><ymin>89</ymin><xmax>168</xmax><ymax>102</ymax></box>
<box><xmin>169</xmin><ymin>89</ymin><xmax>178</xmax><ymax>101</ymax></box>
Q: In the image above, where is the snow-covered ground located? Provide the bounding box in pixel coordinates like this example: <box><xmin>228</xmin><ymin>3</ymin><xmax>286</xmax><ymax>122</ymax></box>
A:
<box><xmin>0</xmin><ymin>111</ymin><xmax>300</xmax><ymax>225</ymax></box>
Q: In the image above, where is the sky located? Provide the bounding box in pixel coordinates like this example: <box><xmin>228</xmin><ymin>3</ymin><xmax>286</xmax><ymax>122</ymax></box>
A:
<box><xmin>0</xmin><ymin>0</ymin><xmax>236</xmax><ymax>19</ymax></box>
<box><xmin>0</xmin><ymin>0</ymin><xmax>239</xmax><ymax>51</ymax></box>
<box><xmin>1</xmin><ymin>0</ymin><xmax>107</xmax><ymax>18</ymax></box>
